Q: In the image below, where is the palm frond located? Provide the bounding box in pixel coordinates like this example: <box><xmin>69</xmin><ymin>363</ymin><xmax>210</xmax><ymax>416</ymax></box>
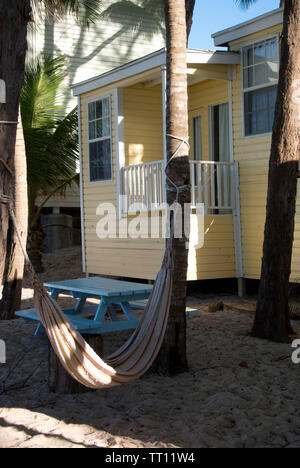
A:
<box><xmin>25</xmin><ymin>108</ymin><xmax>79</xmax><ymax>195</ymax></box>
<box><xmin>21</xmin><ymin>55</ymin><xmax>79</xmax><ymax>204</ymax></box>
<box><xmin>21</xmin><ymin>55</ymin><xmax>66</xmax><ymax>129</ymax></box>
<box><xmin>234</xmin><ymin>0</ymin><xmax>258</xmax><ymax>9</ymax></box>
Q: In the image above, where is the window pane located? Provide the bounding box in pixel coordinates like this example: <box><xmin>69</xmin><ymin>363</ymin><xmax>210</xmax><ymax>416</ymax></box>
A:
<box><xmin>242</xmin><ymin>38</ymin><xmax>279</xmax><ymax>88</ymax></box>
<box><xmin>102</xmin><ymin>117</ymin><xmax>110</xmax><ymax>137</ymax></box>
<box><xmin>254</xmin><ymin>63</ymin><xmax>267</xmax><ymax>87</ymax></box>
<box><xmin>266</xmin><ymin>61</ymin><xmax>279</xmax><ymax>83</ymax></box>
<box><xmin>254</xmin><ymin>43</ymin><xmax>265</xmax><ymax>64</ymax></box>
<box><xmin>88</xmin><ymin>102</ymin><xmax>95</xmax><ymax>121</ymax></box>
<box><xmin>243</xmin><ymin>47</ymin><xmax>253</xmax><ymax>67</ymax></box>
<box><xmin>243</xmin><ymin>67</ymin><xmax>253</xmax><ymax>89</ymax></box>
<box><xmin>266</xmin><ymin>39</ymin><xmax>277</xmax><ymax>60</ymax></box>
<box><xmin>89</xmin><ymin>139</ymin><xmax>112</xmax><ymax>181</ymax></box>
<box><xmin>89</xmin><ymin>122</ymin><xmax>95</xmax><ymax>140</ymax></box>
<box><xmin>244</xmin><ymin>85</ymin><xmax>277</xmax><ymax>136</ymax></box>
<box><xmin>102</xmin><ymin>98</ymin><xmax>110</xmax><ymax>117</ymax></box>
<box><xmin>96</xmin><ymin>100</ymin><xmax>103</xmax><ymax>119</ymax></box>
<box><xmin>256</xmin><ymin>110</ymin><xmax>269</xmax><ymax>134</ymax></box>
<box><xmin>96</xmin><ymin>119</ymin><xmax>103</xmax><ymax>139</ymax></box>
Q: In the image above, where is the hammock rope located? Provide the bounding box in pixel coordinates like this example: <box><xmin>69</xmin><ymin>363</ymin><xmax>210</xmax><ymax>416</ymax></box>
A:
<box><xmin>0</xmin><ymin>133</ymin><xmax>190</xmax><ymax>389</ymax></box>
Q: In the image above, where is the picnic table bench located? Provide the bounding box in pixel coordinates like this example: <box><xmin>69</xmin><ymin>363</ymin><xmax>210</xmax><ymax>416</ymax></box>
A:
<box><xmin>15</xmin><ymin>276</ymin><xmax>153</xmax><ymax>336</ymax></box>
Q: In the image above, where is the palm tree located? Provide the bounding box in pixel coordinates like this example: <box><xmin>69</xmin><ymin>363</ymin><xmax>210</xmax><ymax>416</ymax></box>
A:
<box><xmin>22</xmin><ymin>55</ymin><xmax>79</xmax><ymax>273</ymax></box>
<box><xmin>0</xmin><ymin>0</ymin><xmax>31</xmax><ymax>320</ymax></box>
<box><xmin>150</xmin><ymin>0</ymin><xmax>194</xmax><ymax>375</ymax></box>
<box><xmin>0</xmin><ymin>0</ymin><xmax>103</xmax><ymax>320</ymax></box>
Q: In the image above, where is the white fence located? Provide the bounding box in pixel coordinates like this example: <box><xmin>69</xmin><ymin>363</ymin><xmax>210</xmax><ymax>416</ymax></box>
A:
<box><xmin>121</xmin><ymin>160</ymin><xmax>238</xmax><ymax>215</ymax></box>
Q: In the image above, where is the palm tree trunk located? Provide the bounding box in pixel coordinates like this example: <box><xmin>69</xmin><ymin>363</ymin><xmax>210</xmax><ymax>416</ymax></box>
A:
<box><xmin>152</xmin><ymin>0</ymin><xmax>191</xmax><ymax>375</ymax></box>
<box><xmin>0</xmin><ymin>1</ymin><xmax>31</xmax><ymax>319</ymax></box>
<box><xmin>0</xmin><ymin>119</ymin><xmax>28</xmax><ymax>319</ymax></box>
<box><xmin>252</xmin><ymin>0</ymin><xmax>300</xmax><ymax>342</ymax></box>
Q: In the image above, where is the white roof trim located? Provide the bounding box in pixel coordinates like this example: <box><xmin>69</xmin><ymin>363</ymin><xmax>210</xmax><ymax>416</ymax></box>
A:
<box><xmin>187</xmin><ymin>49</ymin><xmax>240</xmax><ymax>64</ymax></box>
<box><xmin>71</xmin><ymin>49</ymin><xmax>166</xmax><ymax>96</ymax></box>
<box><xmin>71</xmin><ymin>49</ymin><xmax>240</xmax><ymax>96</ymax></box>
<box><xmin>212</xmin><ymin>7</ymin><xmax>283</xmax><ymax>47</ymax></box>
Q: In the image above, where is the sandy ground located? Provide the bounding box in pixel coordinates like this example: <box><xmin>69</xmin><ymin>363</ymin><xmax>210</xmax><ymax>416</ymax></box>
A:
<box><xmin>0</xmin><ymin>247</ymin><xmax>300</xmax><ymax>448</ymax></box>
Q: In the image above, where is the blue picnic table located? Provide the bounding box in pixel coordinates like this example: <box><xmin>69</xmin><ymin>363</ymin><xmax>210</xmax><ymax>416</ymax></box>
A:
<box><xmin>15</xmin><ymin>276</ymin><xmax>153</xmax><ymax>336</ymax></box>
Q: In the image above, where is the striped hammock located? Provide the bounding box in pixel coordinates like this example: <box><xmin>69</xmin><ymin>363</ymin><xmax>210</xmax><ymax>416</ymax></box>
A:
<box><xmin>7</xmin><ymin>203</ymin><xmax>174</xmax><ymax>389</ymax></box>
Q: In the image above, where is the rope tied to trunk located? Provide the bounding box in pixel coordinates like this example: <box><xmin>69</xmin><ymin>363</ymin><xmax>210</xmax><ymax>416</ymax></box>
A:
<box><xmin>0</xmin><ymin>158</ymin><xmax>13</xmax><ymax>177</ymax></box>
<box><xmin>165</xmin><ymin>134</ymin><xmax>191</xmax><ymax>202</ymax></box>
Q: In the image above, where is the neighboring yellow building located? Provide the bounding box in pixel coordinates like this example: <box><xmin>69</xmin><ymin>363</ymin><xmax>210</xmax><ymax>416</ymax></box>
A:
<box><xmin>72</xmin><ymin>7</ymin><xmax>288</xmax><ymax>295</ymax></box>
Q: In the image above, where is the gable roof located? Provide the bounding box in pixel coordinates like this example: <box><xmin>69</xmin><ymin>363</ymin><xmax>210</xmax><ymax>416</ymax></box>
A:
<box><xmin>212</xmin><ymin>7</ymin><xmax>283</xmax><ymax>47</ymax></box>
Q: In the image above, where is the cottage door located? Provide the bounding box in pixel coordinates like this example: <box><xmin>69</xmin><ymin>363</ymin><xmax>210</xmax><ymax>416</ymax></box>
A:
<box><xmin>210</xmin><ymin>102</ymin><xmax>231</xmax><ymax>212</ymax></box>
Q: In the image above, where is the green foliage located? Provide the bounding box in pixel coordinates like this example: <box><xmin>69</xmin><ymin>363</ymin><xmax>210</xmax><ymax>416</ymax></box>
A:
<box><xmin>21</xmin><ymin>55</ymin><xmax>79</xmax><ymax>212</ymax></box>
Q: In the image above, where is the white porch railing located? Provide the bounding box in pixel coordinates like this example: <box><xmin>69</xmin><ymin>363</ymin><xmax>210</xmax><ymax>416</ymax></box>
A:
<box><xmin>189</xmin><ymin>160</ymin><xmax>238</xmax><ymax>214</ymax></box>
<box><xmin>121</xmin><ymin>160</ymin><xmax>238</xmax><ymax>215</ymax></box>
<box><xmin>121</xmin><ymin>160</ymin><xmax>166</xmax><ymax>213</ymax></box>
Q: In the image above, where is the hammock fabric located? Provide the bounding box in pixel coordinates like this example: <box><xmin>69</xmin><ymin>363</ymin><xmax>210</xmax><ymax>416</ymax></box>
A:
<box><xmin>4</xmin><ymin>201</ymin><xmax>174</xmax><ymax>389</ymax></box>
<box><xmin>32</xmin><ymin>248</ymin><xmax>173</xmax><ymax>388</ymax></box>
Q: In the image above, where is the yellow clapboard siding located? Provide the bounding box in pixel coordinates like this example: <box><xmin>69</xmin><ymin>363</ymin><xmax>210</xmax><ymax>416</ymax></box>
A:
<box><xmin>230</xmin><ymin>22</ymin><xmax>300</xmax><ymax>279</ymax></box>
<box><xmin>124</xmin><ymin>85</ymin><xmax>164</xmax><ymax>166</ymax></box>
<box><xmin>230</xmin><ymin>23</ymin><xmax>284</xmax><ymax>280</ymax></box>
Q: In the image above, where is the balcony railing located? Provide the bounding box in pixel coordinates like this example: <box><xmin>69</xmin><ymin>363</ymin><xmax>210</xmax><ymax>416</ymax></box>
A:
<box><xmin>121</xmin><ymin>160</ymin><xmax>165</xmax><ymax>213</ymax></box>
<box><xmin>121</xmin><ymin>160</ymin><xmax>238</xmax><ymax>215</ymax></box>
<box><xmin>189</xmin><ymin>160</ymin><xmax>237</xmax><ymax>214</ymax></box>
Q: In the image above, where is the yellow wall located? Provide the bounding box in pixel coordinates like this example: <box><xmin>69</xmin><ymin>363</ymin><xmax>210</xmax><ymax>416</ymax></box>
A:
<box><xmin>123</xmin><ymin>84</ymin><xmax>164</xmax><ymax>166</ymax></box>
<box><xmin>230</xmin><ymin>24</ymin><xmax>285</xmax><ymax>280</ymax></box>
<box><xmin>80</xmin><ymin>77</ymin><xmax>236</xmax><ymax>281</ymax></box>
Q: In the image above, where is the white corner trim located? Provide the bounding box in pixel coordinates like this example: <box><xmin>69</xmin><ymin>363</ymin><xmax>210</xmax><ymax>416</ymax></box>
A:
<box><xmin>114</xmin><ymin>88</ymin><xmax>125</xmax><ymax>219</ymax></box>
<box><xmin>161</xmin><ymin>66</ymin><xmax>167</xmax><ymax>203</ymax></box>
<box><xmin>77</xmin><ymin>96</ymin><xmax>86</xmax><ymax>273</ymax></box>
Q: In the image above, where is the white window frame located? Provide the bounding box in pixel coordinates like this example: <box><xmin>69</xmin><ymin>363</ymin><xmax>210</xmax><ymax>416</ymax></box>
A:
<box><xmin>87</xmin><ymin>95</ymin><xmax>113</xmax><ymax>183</ymax></box>
<box><xmin>241</xmin><ymin>34</ymin><xmax>279</xmax><ymax>138</ymax></box>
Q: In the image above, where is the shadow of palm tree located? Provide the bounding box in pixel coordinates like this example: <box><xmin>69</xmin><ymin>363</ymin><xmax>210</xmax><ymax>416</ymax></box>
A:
<box><xmin>41</xmin><ymin>0</ymin><xmax>165</xmax><ymax>110</ymax></box>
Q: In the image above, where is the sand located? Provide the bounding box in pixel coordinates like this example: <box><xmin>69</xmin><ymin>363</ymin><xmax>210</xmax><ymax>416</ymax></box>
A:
<box><xmin>0</xmin><ymin>247</ymin><xmax>300</xmax><ymax>448</ymax></box>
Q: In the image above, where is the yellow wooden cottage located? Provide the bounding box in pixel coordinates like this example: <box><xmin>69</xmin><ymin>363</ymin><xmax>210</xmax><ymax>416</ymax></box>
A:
<box><xmin>72</xmin><ymin>6</ymin><xmax>294</xmax><ymax>295</ymax></box>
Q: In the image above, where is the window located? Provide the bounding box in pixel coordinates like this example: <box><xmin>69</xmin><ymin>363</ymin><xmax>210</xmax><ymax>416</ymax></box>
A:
<box><xmin>242</xmin><ymin>37</ymin><xmax>279</xmax><ymax>136</ymax></box>
<box><xmin>88</xmin><ymin>97</ymin><xmax>112</xmax><ymax>182</ymax></box>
